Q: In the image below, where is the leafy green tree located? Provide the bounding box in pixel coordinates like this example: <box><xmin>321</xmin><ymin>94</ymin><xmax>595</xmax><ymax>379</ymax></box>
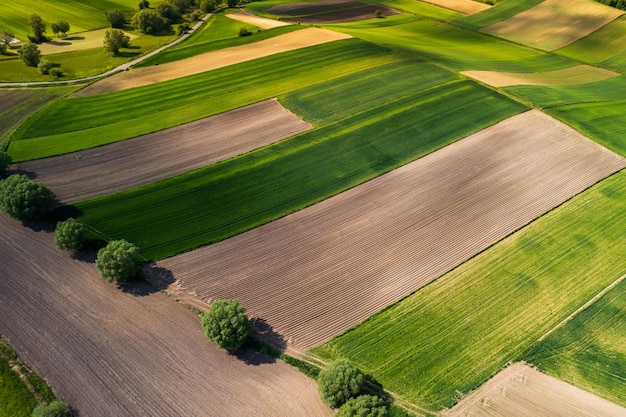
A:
<box><xmin>132</xmin><ymin>9</ymin><xmax>169</xmax><ymax>34</ymax></box>
<box><xmin>54</xmin><ymin>218</ymin><xmax>86</xmax><ymax>251</ymax></box>
<box><xmin>157</xmin><ymin>3</ymin><xmax>180</xmax><ymax>21</ymax></box>
<box><xmin>0</xmin><ymin>151</ymin><xmax>11</xmax><ymax>173</ymax></box>
<box><xmin>29</xmin><ymin>14</ymin><xmax>46</xmax><ymax>42</ymax></box>
<box><xmin>0</xmin><ymin>174</ymin><xmax>55</xmax><ymax>221</ymax></box>
<box><xmin>337</xmin><ymin>395</ymin><xmax>388</xmax><ymax>417</ymax></box>
<box><xmin>103</xmin><ymin>29</ymin><xmax>130</xmax><ymax>56</ymax></box>
<box><xmin>227</xmin><ymin>0</ymin><xmax>238</xmax><ymax>8</ymax></box>
<box><xmin>105</xmin><ymin>9</ymin><xmax>126</xmax><ymax>29</ymax></box>
<box><xmin>318</xmin><ymin>359</ymin><xmax>364</xmax><ymax>408</ymax></box>
<box><xmin>51</xmin><ymin>21</ymin><xmax>70</xmax><ymax>37</ymax></box>
<box><xmin>200</xmin><ymin>0</ymin><xmax>217</xmax><ymax>12</ymax></box>
<box><xmin>32</xmin><ymin>400</ymin><xmax>72</xmax><ymax>417</ymax></box>
<box><xmin>138</xmin><ymin>0</ymin><xmax>150</xmax><ymax>9</ymax></box>
<box><xmin>19</xmin><ymin>42</ymin><xmax>41</xmax><ymax>67</ymax></box>
<box><xmin>202</xmin><ymin>299</ymin><xmax>251</xmax><ymax>351</ymax></box>
<box><xmin>95</xmin><ymin>239</ymin><xmax>143</xmax><ymax>282</ymax></box>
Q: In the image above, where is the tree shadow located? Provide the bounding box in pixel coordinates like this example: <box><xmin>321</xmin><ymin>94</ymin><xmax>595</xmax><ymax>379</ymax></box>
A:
<box><xmin>252</xmin><ymin>318</ymin><xmax>287</xmax><ymax>354</ymax></box>
<box><xmin>116</xmin><ymin>51</ymin><xmax>142</xmax><ymax>58</ymax></box>
<box><xmin>46</xmin><ymin>40</ymin><xmax>71</xmax><ymax>46</ymax></box>
<box><xmin>231</xmin><ymin>342</ymin><xmax>277</xmax><ymax>366</ymax></box>
<box><xmin>363</xmin><ymin>373</ymin><xmax>392</xmax><ymax>404</ymax></box>
<box><xmin>229</xmin><ymin>318</ymin><xmax>289</xmax><ymax>366</ymax></box>
<box><xmin>8</xmin><ymin>167</ymin><xmax>38</xmax><ymax>180</ymax></box>
<box><xmin>140</xmin><ymin>263</ymin><xmax>176</xmax><ymax>291</ymax></box>
<box><xmin>116</xmin><ymin>278</ymin><xmax>161</xmax><ymax>296</ymax></box>
<box><xmin>20</xmin><ymin>218</ymin><xmax>55</xmax><ymax>233</ymax></box>
<box><xmin>62</xmin><ymin>36</ymin><xmax>84</xmax><ymax>41</ymax></box>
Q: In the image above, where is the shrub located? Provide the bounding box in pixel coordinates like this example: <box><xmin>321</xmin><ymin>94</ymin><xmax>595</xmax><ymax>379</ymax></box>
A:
<box><xmin>200</xmin><ymin>0</ymin><xmax>217</xmax><ymax>12</ymax></box>
<box><xmin>318</xmin><ymin>359</ymin><xmax>364</xmax><ymax>408</ymax></box>
<box><xmin>0</xmin><ymin>151</ymin><xmax>11</xmax><ymax>173</ymax></box>
<box><xmin>177</xmin><ymin>23</ymin><xmax>191</xmax><ymax>35</ymax></box>
<box><xmin>227</xmin><ymin>0</ymin><xmax>238</xmax><ymax>8</ymax></box>
<box><xmin>375</xmin><ymin>9</ymin><xmax>383</xmax><ymax>18</ymax></box>
<box><xmin>157</xmin><ymin>3</ymin><xmax>181</xmax><ymax>21</ymax></box>
<box><xmin>138</xmin><ymin>0</ymin><xmax>150</xmax><ymax>9</ymax></box>
<box><xmin>190</xmin><ymin>11</ymin><xmax>201</xmax><ymax>21</ymax></box>
<box><xmin>0</xmin><ymin>174</ymin><xmax>55</xmax><ymax>221</ymax></box>
<box><xmin>38</xmin><ymin>61</ymin><xmax>53</xmax><ymax>74</ymax></box>
<box><xmin>49</xmin><ymin>68</ymin><xmax>63</xmax><ymax>79</ymax></box>
<box><xmin>132</xmin><ymin>9</ymin><xmax>170</xmax><ymax>34</ymax></box>
<box><xmin>201</xmin><ymin>299</ymin><xmax>251</xmax><ymax>351</ymax></box>
<box><xmin>95</xmin><ymin>239</ymin><xmax>143</xmax><ymax>282</ymax></box>
<box><xmin>337</xmin><ymin>395</ymin><xmax>388</xmax><ymax>417</ymax></box>
<box><xmin>238</xmin><ymin>27</ymin><xmax>252</xmax><ymax>37</ymax></box>
<box><xmin>19</xmin><ymin>42</ymin><xmax>41</xmax><ymax>67</ymax></box>
<box><xmin>103</xmin><ymin>29</ymin><xmax>130</xmax><ymax>56</ymax></box>
<box><xmin>54</xmin><ymin>218</ymin><xmax>86</xmax><ymax>251</ymax></box>
<box><xmin>32</xmin><ymin>400</ymin><xmax>72</xmax><ymax>417</ymax></box>
<box><xmin>105</xmin><ymin>9</ymin><xmax>126</xmax><ymax>29</ymax></box>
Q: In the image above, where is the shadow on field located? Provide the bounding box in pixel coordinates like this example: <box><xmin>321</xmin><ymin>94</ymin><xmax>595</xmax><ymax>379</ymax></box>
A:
<box><xmin>141</xmin><ymin>263</ymin><xmax>176</xmax><ymax>291</ymax></box>
<box><xmin>232</xmin><ymin>344</ymin><xmax>278</xmax><ymax>366</ymax></box>
<box><xmin>253</xmin><ymin>318</ymin><xmax>288</xmax><ymax>353</ymax></box>
<box><xmin>230</xmin><ymin>319</ymin><xmax>289</xmax><ymax>366</ymax></box>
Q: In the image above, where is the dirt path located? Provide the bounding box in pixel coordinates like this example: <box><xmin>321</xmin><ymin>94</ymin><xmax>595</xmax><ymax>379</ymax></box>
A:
<box><xmin>155</xmin><ymin>110</ymin><xmax>626</xmax><ymax>350</ymax></box>
<box><xmin>0</xmin><ymin>214</ymin><xmax>332</xmax><ymax>417</ymax></box>
<box><xmin>443</xmin><ymin>362</ymin><xmax>626</xmax><ymax>416</ymax></box>
<box><xmin>226</xmin><ymin>11</ymin><xmax>291</xmax><ymax>29</ymax></box>
<box><xmin>76</xmin><ymin>28</ymin><xmax>351</xmax><ymax>96</ymax></box>
<box><xmin>14</xmin><ymin>99</ymin><xmax>311</xmax><ymax>204</ymax></box>
<box><xmin>462</xmin><ymin>65</ymin><xmax>621</xmax><ymax>87</ymax></box>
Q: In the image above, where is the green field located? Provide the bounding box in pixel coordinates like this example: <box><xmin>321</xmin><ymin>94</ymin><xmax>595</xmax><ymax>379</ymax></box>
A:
<box><xmin>525</xmin><ymin>278</ymin><xmax>626</xmax><ymax>407</ymax></box>
<box><xmin>73</xmin><ymin>77</ymin><xmax>525</xmax><ymax>260</ymax></box>
<box><xmin>312</xmin><ymin>171</ymin><xmax>626</xmax><ymax>411</ymax></box>
<box><xmin>454</xmin><ymin>0</ymin><xmax>543</xmax><ymax>30</ymax></box>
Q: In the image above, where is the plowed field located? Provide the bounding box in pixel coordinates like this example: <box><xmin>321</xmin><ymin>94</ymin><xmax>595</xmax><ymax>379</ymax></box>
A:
<box><xmin>14</xmin><ymin>99</ymin><xmax>311</xmax><ymax>203</ymax></box>
<box><xmin>463</xmin><ymin>65</ymin><xmax>620</xmax><ymax>87</ymax></box>
<box><xmin>156</xmin><ymin>110</ymin><xmax>626</xmax><ymax>349</ymax></box>
<box><xmin>422</xmin><ymin>0</ymin><xmax>490</xmax><ymax>15</ymax></box>
<box><xmin>77</xmin><ymin>28</ymin><xmax>351</xmax><ymax>96</ymax></box>
<box><xmin>444</xmin><ymin>363</ymin><xmax>626</xmax><ymax>417</ymax></box>
<box><xmin>0</xmin><ymin>213</ymin><xmax>331</xmax><ymax>417</ymax></box>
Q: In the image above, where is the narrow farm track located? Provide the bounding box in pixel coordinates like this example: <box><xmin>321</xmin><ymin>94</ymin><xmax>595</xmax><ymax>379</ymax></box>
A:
<box><xmin>13</xmin><ymin>99</ymin><xmax>311</xmax><ymax>204</ymax></box>
<box><xmin>156</xmin><ymin>110</ymin><xmax>626</xmax><ymax>350</ymax></box>
<box><xmin>0</xmin><ymin>214</ymin><xmax>332</xmax><ymax>417</ymax></box>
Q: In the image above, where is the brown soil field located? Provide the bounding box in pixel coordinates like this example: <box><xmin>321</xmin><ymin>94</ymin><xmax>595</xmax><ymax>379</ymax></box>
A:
<box><xmin>155</xmin><ymin>110</ymin><xmax>626</xmax><ymax>350</ymax></box>
<box><xmin>282</xmin><ymin>5</ymin><xmax>399</xmax><ymax>23</ymax></box>
<box><xmin>76</xmin><ymin>28</ymin><xmax>351</xmax><ymax>96</ymax></box>
<box><xmin>38</xmin><ymin>29</ymin><xmax>138</xmax><ymax>55</ymax></box>
<box><xmin>226</xmin><ymin>11</ymin><xmax>291</xmax><ymax>29</ymax></box>
<box><xmin>0</xmin><ymin>212</ymin><xmax>332</xmax><ymax>417</ymax></box>
<box><xmin>462</xmin><ymin>65</ymin><xmax>621</xmax><ymax>87</ymax></box>
<box><xmin>482</xmin><ymin>0</ymin><xmax>624</xmax><ymax>50</ymax></box>
<box><xmin>443</xmin><ymin>363</ymin><xmax>626</xmax><ymax>417</ymax></box>
<box><xmin>13</xmin><ymin>99</ymin><xmax>311</xmax><ymax>204</ymax></box>
<box><xmin>267</xmin><ymin>0</ymin><xmax>363</xmax><ymax>16</ymax></box>
<box><xmin>421</xmin><ymin>0</ymin><xmax>490</xmax><ymax>15</ymax></box>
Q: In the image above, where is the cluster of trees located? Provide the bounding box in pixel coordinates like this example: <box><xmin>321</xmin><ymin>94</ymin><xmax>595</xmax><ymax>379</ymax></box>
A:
<box><xmin>32</xmin><ymin>400</ymin><xmax>72</xmax><ymax>417</ymax></box>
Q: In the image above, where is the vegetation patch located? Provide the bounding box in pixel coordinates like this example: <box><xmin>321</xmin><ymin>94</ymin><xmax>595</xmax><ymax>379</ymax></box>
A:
<box><xmin>454</xmin><ymin>0</ymin><xmax>543</xmax><ymax>30</ymax></box>
<box><xmin>312</xmin><ymin>171</ymin><xmax>626</xmax><ymax>412</ymax></box>
<box><xmin>462</xmin><ymin>65</ymin><xmax>620</xmax><ymax>87</ymax></box>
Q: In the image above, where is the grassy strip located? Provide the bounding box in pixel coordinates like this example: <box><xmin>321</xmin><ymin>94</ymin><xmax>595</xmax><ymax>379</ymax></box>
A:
<box><xmin>525</xmin><ymin>278</ymin><xmax>626</xmax><ymax>407</ymax></box>
<box><xmin>312</xmin><ymin>171</ymin><xmax>626</xmax><ymax>411</ymax></box>
<box><xmin>71</xmin><ymin>79</ymin><xmax>525</xmax><ymax>260</ymax></box>
<box><xmin>454</xmin><ymin>0</ymin><xmax>544</xmax><ymax>30</ymax></box>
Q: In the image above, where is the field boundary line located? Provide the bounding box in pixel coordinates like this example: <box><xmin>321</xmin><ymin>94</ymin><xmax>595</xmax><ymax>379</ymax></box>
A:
<box><xmin>538</xmin><ymin>272</ymin><xmax>626</xmax><ymax>342</ymax></box>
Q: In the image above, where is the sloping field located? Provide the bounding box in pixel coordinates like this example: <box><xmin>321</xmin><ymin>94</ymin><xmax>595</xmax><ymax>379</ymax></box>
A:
<box><xmin>462</xmin><ymin>65</ymin><xmax>620</xmax><ymax>87</ymax></box>
<box><xmin>421</xmin><ymin>0</ymin><xmax>490</xmax><ymax>15</ymax></box>
<box><xmin>481</xmin><ymin>0</ymin><xmax>624</xmax><ymax>50</ymax></box>
<box><xmin>38</xmin><ymin>29</ymin><xmax>138</xmax><ymax>55</ymax></box>
<box><xmin>313</xmin><ymin>170</ymin><xmax>626</xmax><ymax>411</ymax></box>
<box><xmin>13</xmin><ymin>99</ymin><xmax>310</xmax><ymax>204</ymax></box>
<box><xmin>226</xmin><ymin>11</ymin><xmax>291</xmax><ymax>29</ymax></box>
<box><xmin>454</xmin><ymin>0</ymin><xmax>543</xmax><ymax>30</ymax></box>
<box><xmin>444</xmin><ymin>363</ymin><xmax>626</xmax><ymax>417</ymax></box>
<box><xmin>155</xmin><ymin>110</ymin><xmax>626</xmax><ymax>349</ymax></box>
<box><xmin>267</xmin><ymin>0</ymin><xmax>363</xmax><ymax>16</ymax></box>
<box><xmin>0</xmin><ymin>213</ymin><xmax>332</xmax><ymax>417</ymax></box>
<box><xmin>282</xmin><ymin>5</ymin><xmax>400</xmax><ymax>23</ymax></box>
<box><xmin>77</xmin><ymin>28</ymin><xmax>351</xmax><ymax>96</ymax></box>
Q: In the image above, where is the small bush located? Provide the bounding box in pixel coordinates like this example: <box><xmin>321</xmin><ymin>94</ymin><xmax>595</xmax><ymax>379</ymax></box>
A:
<box><xmin>0</xmin><ymin>174</ymin><xmax>55</xmax><ymax>221</ymax></box>
<box><xmin>95</xmin><ymin>239</ymin><xmax>143</xmax><ymax>282</ymax></box>
<box><xmin>177</xmin><ymin>23</ymin><xmax>191</xmax><ymax>35</ymax></box>
<box><xmin>200</xmin><ymin>0</ymin><xmax>217</xmax><ymax>12</ymax></box>
<box><xmin>238</xmin><ymin>27</ymin><xmax>252</xmax><ymax>37</ymax></box>
<box><xmin>54</xmin><ymin>218</ymin><xmax>86</xmax><ymax>251</ymax></box>
<box><xmin>38</xmin><ymin>61</ymin><xmax>53</xmax><ymax>74</ymax></box>
<box><xmin>318</xmin><ymin>359</ymin><xmax>364</xmax><ymax>408</ymax></box>
<box><xmin>375</xmin><ymin>9</ymin><xmax>383</xmax><ymax>18</ymax></box>
<box><xmin>138</xmin><ymin>0</ymin><xmax>150</xmax><ymax>9</ymax></box>
<box><xmin>0</xmin><ymin>151</ymin><xmax>11</xmax><ymax>173</ymax></box>
<box><xmin>202</xmin><ymin>299</ymin><xmax>251</xmax><ymax>351</ymax></box>
<box><xmin>190</xmin><ymin>11</ymin><xmax>201</xmax><ymax>21</ymax></box>
<box><xmin>337</xmin><ymin>395</ymin><xmax>388</xmax><ymax>417</ymax></box>
<box><xmin>32</xmin><ymin>400</ymin><xmax>72</xmax><ymax>417</ymax></box>
<box><xmin>49</xmin><ymin>68</ymin><xmax>63</xmax><ymax>79</ymax></box>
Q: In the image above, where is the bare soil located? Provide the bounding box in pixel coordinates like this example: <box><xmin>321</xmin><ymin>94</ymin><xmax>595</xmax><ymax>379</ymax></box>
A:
<box><xmin>462</xmin><ymin>65</ymin><xmax>621</xmax><ymax>87</ymax></box>
<box><xmin>281</xmin><ymin>5</ymin><xmax>400</xmax><ymax>23</ymax></box>
<box><xmin>13</xmin><ymin>99</ymin><xmax>311</xmax><ymax>204</ymax></box>
<box><xmin>267</xmin><ymin>0</ymin><xmax>363</xmax><ymax>16</ymax></box>
<box><xmin>0</xmin><ymin>213</ymin><xmax>332</xmax><ymax>417</ymax></box>
<box><xmin>226</xmin><ymin>11</ymin><xmax>291</xmax><ymax>29</ymax></box>
<box><xmin>421</xmin><ymin>0</ymin><xmax>490</xmax><ymax>15</ymax></box>
<box><xmin>76</xmin><ymin>28</ymin><xmax>351</xmax><ymax>96</ymax></box>
<box><xmin>155</xmin><ymin>110</ymin><xmax>626</xmax><ymax>350</ymax></box>
<box><xmin>444</xmin><ymin>363</ymin><xmax>626</xmax><ymax>417</ymax></box>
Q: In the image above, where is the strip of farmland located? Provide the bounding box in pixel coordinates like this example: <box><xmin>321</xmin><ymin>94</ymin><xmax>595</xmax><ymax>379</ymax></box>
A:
<box><xmin>0</xmin><ymin>213</ymin><xmax>331</xmax><ymax>417</ymax></box>
<box><xmin>420</xmin><ymin>0</ymin><xmax>490</xmax><ymax>15</ymax></box>
<box><xmin>156</xmin><ymin>110</ymin><xmax>626</xmax><ymax>350</ymax></box>
<box><xmin>13</xmin><ymin>99</ymin><xmax>311</xmax><ymax>204</ymax></box>
<box><xmin>462</xmin><ymin>65</ymin><xmax>620</xmax><ymax>87</ymax></box>
<box><xmin>226</xmin><ymin>11</ymin><xmax>291</xmax><ymax>29</ymax></box>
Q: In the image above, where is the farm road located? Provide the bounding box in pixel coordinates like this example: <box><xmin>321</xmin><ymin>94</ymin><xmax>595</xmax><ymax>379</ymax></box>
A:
<box><xmin>0</xmin><ymin>214</ymin><xmax>331</xmax><ymax>416</ymax></box>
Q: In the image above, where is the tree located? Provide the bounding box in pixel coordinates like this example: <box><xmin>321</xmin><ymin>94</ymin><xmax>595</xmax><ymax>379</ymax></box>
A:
<box><xmin>201</xmin><ymin>299</ymin><xmax>251</xmax><ymax>351</ymax></box>
<box><xmin>336</xmin><ymin>395</ymin><xmax>388</xmax><ymax>417</ymax></box>
<box><xmin>103</xmin><ymin>29</ymin><xmax>130</xmax><ymax>56</ymax></box>
<box><xmin>95</xmin><ymin>239</ymin><xmax>143</xmax><ymax>282</ymax></box>
<box><xmin>0</xmin><ymin>151</ymin><xmax>11</xmax><ymax>173</ymax></box>
<box><xmin>157</xmin><ymin>3</ymin><xmax>180</xmax><ymax>21</ymax></box>
<box><xmin>0</xmin><ymin>174</ymin><xmax>55</xmax><ymax>221</ymax></box>
<box><xmin>19</xmin><ymin>42</ymin><xmax>41</xmax><ymax>67</ymax></box>
<box><xmin>29</xmin><ymin>14</ymin><xmax>46</xmax><ymax>42</ymax></box>
<box><xmin>138</xmin><ymin>0</ymin><xmax>150</xmax><ymax>9</ymax></box>
<box><xmin>200</xmin><ymin>0</ymin><xmax>217</xmax><ymax>12</ymax></box>
<box><xmin>227</xmin><ymin>0</ymin><xmax>238</xmax><ymax>8</ymax></box>
<box><xmin>131</xmin><ymin>9</ymin><xmax>169</xmax><ymax>34</ymax></box>
<box><xmin>54</xmin><ymin>218</ymin><xmax>86</xmax><ymax>251</ymax></box>
<box><xmin>32</xmin><ymin>400</ymin><xmax>72</xmax><ymax>417</ymax></box>
<box><xmin>318</xmin><ymin>359</ymin><xmax>364</xmax><ymax>408</ymax></box>
<box><xmin>105</xmin><ymin>9</ymin><xmax>126</xmax><ymax>29</ymax></box>
<box><xmin>51</xmin><ymin>21</ymin><xmax>70</xmax><ymax>37</ymax></box>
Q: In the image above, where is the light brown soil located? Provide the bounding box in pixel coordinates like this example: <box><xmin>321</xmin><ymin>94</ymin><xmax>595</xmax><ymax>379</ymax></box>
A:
<box><xmin>226</xmin><ymin>11</ymin><xmax>291</xmax><ymax>29</ymax></box>
<box><xmin>421</xmin><ymin>0</ymin><xmax>490</xmax><ymax>15</ymax></box>
<box><xmin>482</xmin><ymin>0</ymin><xmax>624</xmax><ymax>50</ymax></box>
<box><xmin>267</xmin><ymin>0</ymin><xmax>363</xmax><ymax>16</ymax></box>
<box><xmin>14</xmin><ymin>99</ymin><xmax>311</xmax><ymax>204</ymax></box>
<box><xmin>38</xmin><ymin>29</ymin><xmax>138</xmax><ymax>55</ymax></box>
<box><xmin>0</xmin><ymin>212</ymin><xmax>332</xmax><ymax>417</ymax></box>
<box><xmin>76</xmin><ymin>28</ymin><xmax>351</xmax><ymax>97</ymax></box>
<box><xmin>282</xmin><ymin>5</ymin><xmax>400</xmax><ymax>23</ymax></box>
<box><xmin>155</xmin><ymin>110</ymin><xmax>626</xmax><ymax>350</ymax></box>
<box><xmin>462</xmin><ymin>65</ymin><xmax>621</xmax><ymax>87</ymax></box>
<box><xmin>444</xmin><ymin>363</ymin><xmax>626</xmax><ymax>417</ymax></box>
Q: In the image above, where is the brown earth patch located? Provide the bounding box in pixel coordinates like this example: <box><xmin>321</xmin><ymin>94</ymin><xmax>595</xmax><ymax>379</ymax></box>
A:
<box><xmin>267</xmin><ymin>0</ymin><xmax>363</xmax><ymax>16</ymax></box>
<box><xmin>226</xmin><ymin>11</ymin><xmax>291</xmax><ymax>29</ymax></box>
<box><xmin>13</xmin><ymin>99</ymin><xmax>311</xmax><ymax>204</ymax></box>
<box><xmin>444</xmin><ymin>363</ymin><xmax>626</xmax><ymax>417</ymax></box>
<box><xmin>421</xmin><ymin>0</ymin><xmax>490</xmax><ymax>15</ymax></box>
<box><xmin>155</xmin><ymin>110</ymin><xmax>626</xmax><ymax>350</ymax></box>
<box><xmin>0</xmin><ymin>212</ymin><xmax>332</xmax><ymax>417</ymax></box>
<box><xmin>462</xmin><ymin>65</ymin><xmax>621</xmax><ymax>87</ymax></box>
<box><xmin>282</xmin><ymin>5</ymin><xmax>400</xmax><ymax>23</ymax></box>
<box><xmin>75</xmin><ymin>28</ymin><xmax>351</xmax><ymax>97</ymax></box>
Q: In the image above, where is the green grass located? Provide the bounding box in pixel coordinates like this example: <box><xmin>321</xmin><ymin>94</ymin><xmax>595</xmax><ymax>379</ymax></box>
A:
<box><xmin>454</xmin><ymin>0</ymin><xmax>544</xmax><ymax>30</ymax></box>
<box><xmin>525</xmin><ymin>278</ymin><xmax>626</xmax><ymax>407</ymax></box>
<box><xmin>9</xmin><ymin>39</ymin><xmax>399</xmax><ymax>161</ymax></box>
<box><xmin>72</xmin><ymin>78</ymin><xmax>525</xmax><ymax>260</ymax></box>
<box><xmin>312</xmin><ymin>170</ymin><xmax>626</xmax><ymax>412</ymax></box>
